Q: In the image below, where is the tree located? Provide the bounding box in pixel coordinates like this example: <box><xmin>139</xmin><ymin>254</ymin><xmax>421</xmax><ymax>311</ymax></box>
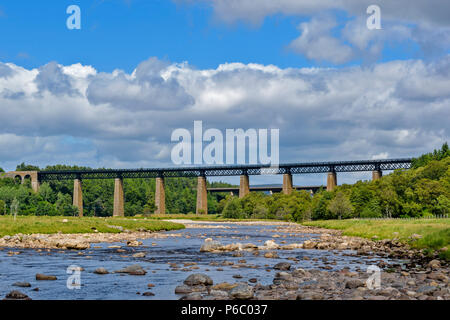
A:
<box><xmin>16</xmin><ymin>163</ymin><xmax>40</xmax><ymax>171</ymax></box>
<box><xmin>0</xmin><ymin>167</ymin><xmax>4</xmax><ymax>173</ymax></box>
<box><xmin>38</xmin><ymin>183</ymin><xmax>54</xmax><ymax>202</ymax></box>
<box><xmin>412</xmin><ymin>143</ymin><xmax>450</xmax><ymax>168</ymax></box>
<box><xmin>360</xmin><ymin>198</ymin><xmax>382</xmax><ymax>218</ymax></box>
<box><xmin>0</xmin><ymin>200</ymin><xmax>5</xmax><ymax>215</ymax></box>
<box><xmin>327</xmin><ymin>192</ymin><xmax>353</xmax><ymax>219</ymax></box>
<box><xmin>437</xmin><ymin>195</ymin><xmax>450</xmax><ymax>215</ymax></box>
<box><xmin>36</xmin><ymin>201</ymin><xmax>57</xmax><ymax>216</ymax></box>
<box><xmin>222</xmin><ymin>197</ymin><xmax>244</xmax><ymax>219</ymax></box>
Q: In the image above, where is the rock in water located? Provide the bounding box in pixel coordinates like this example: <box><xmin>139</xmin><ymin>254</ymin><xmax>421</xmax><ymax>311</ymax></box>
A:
<box><xmin>132</xmin><ymin>252</ymin><xmax>146</xmax><ymax>258</ymax></box>
<box><xmin>274</xmin><ymin>262</ymin><xmax>291</xmax><ymax>271</ymax></box>
<box><xmin>200</xmin><ymin>238</ymin><xmax>221</xmax><ymax>252</ymax></box>
<box><xmin>230</xmin><ymin>284</ymin><xmax>254</xmax><ymax>300</ymax></box>
<box><xmin>4</xmin><ymin>290</ymin><xmax>31</xmax><ymax>300</ymax></box>
<box><xmin>36</xmin><ymin>273</ymin><xmax>57</xmax><ymax>281</ymax></box>
<box><xmin>264</xmin><ymin>240</ymin><xmax>279</xmax><ymax>249</ymax></box>
<box><xmin>127</xmin><ymin>240</ymin><xmax>142</xmax><ymax>247</ymax></box>
<box><xmin>114</xmin><ymin>264</ymin><xmax>147</xmax><ymax>275</ymax></box>
<box><xmin>175</xmin><ymin>285</ymin><xmax>193</xmax><ymax>294</ymax></box>
<box><xmin>12</xmin><ymin>282</ymin><xmax>31</xmax><ymax>288</ymax></box>
<box><xmin>183</xmin><ymin>274</ymin><xmax>213</xmax><ymax>286</ymax></box>
<box><xmin>94</xmin><ymin>268</ymin><xmax>109</xmax><ymax>275</ymax></box>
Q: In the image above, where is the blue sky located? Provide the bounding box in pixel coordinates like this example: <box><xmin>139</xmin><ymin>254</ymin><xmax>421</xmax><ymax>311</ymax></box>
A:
<box><xmin>0</xmin><ymin>0</ymin><xmax>430</xmax><ymax>72</ymax></box>
<box><xmin>0</xmin><ymin>0</ymin><xmax>449</xmax><ymax>183</ymax></box>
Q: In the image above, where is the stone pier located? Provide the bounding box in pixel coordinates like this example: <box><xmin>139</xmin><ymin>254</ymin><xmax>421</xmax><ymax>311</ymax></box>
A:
<box><xmin>155</xmin><ymin>176</ymin><xmax>166</xmax><ymax>215</ymax></box>
<box><xmin>73</xmin><ymin>178</ymin><xmax>83</xmax><ymax>217</ymax></box>
<box><xmin>372</xmin><ymin>170</ymin><xmax>382</xmax><ymax>181</ymax></box>
<box><xmin>282</xmin><ymin>173</ymin><xmax>293</xmax><ymax>195</ymax></box>
<box><xmin>196</xmin><ymin>175</ymin><xmax>208</xmax><ymax>215</ymax></box>
<box><xmin>239</xmin><ymin>174</ymin><xmax>250</xmax><ymax>198</ymax></box>
<box><xmin>327</xmin><ymin>172</ymin><xmax>337</xmax><ymax>191</ymax></box>
<box><xmin>113</xmin><ymin>177</ymin><xmax>124</xmax><ymax>217</ymax></box>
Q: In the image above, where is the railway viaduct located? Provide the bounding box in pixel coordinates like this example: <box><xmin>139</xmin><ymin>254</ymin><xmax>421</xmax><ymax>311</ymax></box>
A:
<box><xmin>1</xmin><ymin>159</ymin><xmax>411</xmax><ymax>216</ymax></box>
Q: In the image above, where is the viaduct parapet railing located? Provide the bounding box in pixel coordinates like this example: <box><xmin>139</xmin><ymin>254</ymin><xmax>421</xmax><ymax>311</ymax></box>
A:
<box><xmin>1</xmin><ymin>158</ymin><xmax>412</xmax><ymax>217</ymax></box>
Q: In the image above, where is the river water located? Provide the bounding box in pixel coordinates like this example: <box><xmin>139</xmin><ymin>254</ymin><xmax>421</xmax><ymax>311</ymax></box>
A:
<box><xmin>0</xmin><ymin>222</ymin><xmax>402</xmax><ymax>300</ymax></box>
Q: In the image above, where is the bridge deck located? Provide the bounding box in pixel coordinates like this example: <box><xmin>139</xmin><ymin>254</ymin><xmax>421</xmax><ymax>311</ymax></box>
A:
<box><xmin>37</xmin><ymin>158</ymin><xmax>412</xmax><ymax>181</ymax></box>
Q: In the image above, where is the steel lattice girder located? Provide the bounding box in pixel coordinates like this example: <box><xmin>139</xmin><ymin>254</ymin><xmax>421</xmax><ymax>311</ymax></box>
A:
<box><xmin>37</xmin><ymin>158</ymin><xmax>412</xmax><ymax>181</ymax></box>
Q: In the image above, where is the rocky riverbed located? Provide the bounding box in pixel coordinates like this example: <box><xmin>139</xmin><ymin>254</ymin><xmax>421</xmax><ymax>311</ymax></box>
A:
<box><xmin>174</xmin><ymin>262</ymin><xmax>449</xmax><ymax>300</ymax></box>
<box><xmin>0</xmin><ymin>230</ymin><xmax>182</xmax><ymax>250</ymax></box>
<box><xmin>1</xmin><ymin>221</ymin><xmax>448</xmax><ymax>300</ymax></box>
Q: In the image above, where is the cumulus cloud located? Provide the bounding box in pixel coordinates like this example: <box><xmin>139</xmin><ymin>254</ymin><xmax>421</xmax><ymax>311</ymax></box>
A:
<box><xmin>86</xmin><ymin>57</ymin><xmax>194</xmax><ymax>111</ymax></box>
<box><xmin>35</xmin><ymin>62</ymin><xmax>80</xmax><ymax>97</ymax></box>
<box><xmin>0</xmin><ymin>56</ymin><xmax>449</xmax><ymax>178</ymax></box>
<box><xmin>289</xmin><ymin>15</ymin><xmax>354</xmax><ymax>64</ymax></box>
<box><xmin>201</xmin><ymin>0</ymin><xmax>450</xmax><ymax>27</ymax></box>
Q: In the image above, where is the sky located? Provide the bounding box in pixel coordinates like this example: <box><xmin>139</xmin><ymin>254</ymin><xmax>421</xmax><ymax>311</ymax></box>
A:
<box><xmin>0</xmin><ymin>0</ymin><xmax>449</xmax><ymax>185</ymax></box>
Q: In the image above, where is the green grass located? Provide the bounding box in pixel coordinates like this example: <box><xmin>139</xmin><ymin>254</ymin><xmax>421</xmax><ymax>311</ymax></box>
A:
<box><xmin>0</xmin><ymin>215</ymin><xmax>185</xmax><ymax>237</ymax></box>
<box><xmin>302</xmin><ymin>219</ymin><xmax>450</xmax><ymax>260</ymax></box>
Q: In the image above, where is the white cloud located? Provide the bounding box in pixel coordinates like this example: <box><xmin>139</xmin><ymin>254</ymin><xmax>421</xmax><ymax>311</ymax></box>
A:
<box><xmin>202</xmin><ymin>0</ymin><xmax>450</xmax><ymax>27</ymax></box>
<box><xmin>0</xmin><ymin>56</ymin><xmax>449</xmax><ymax>173</ymax></box>
<box><xmin>289</xmin><ymin>15</ymin><xmax>354</xmax><ymax>64</ymax></box>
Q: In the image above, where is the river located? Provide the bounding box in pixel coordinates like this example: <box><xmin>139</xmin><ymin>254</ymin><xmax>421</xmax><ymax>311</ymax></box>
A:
<box><xmin>0</xmin><ymin>221</ymin><xmax>403</xmax><ymax>300</ymax></box>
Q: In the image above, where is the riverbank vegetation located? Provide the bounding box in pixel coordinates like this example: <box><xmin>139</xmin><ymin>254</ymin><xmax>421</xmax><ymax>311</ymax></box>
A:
<box><xmin>303</xmin><ymin>218</ymin><xmax>450</xmax><ymax>260</ymax></box>
<box><xmin>0</xmin><ymin>216</ymin><xmax>185</xmax><ymax>237</ymax></box>
<box><xmin>219</xmin><ymin>144</ymin><xmax>450</xmax><ymax>222</ymax></box>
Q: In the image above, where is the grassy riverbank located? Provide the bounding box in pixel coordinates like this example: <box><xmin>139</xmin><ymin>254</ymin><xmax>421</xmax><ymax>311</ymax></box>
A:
<box><xmin>303</xmin><ymin>219</ymin><xmax>450</xmax><ymax>260</ymax></box>
<box><xmin>0</xmin><ymin>216</ymin><xmax>185</xmax><ymax>237</ymax></box>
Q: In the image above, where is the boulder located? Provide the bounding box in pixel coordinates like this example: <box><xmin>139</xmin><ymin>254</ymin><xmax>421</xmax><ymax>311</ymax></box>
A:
<box><xmin>12</xmin><ymin>282</ymin><xmax>31</xmax><ymax>288</ymax></box>
<box><xmin>132</xmin><ymin>252</ymin><xmax>146</xmax><ymax>258</ymax></box>
<box><xmin>184</xmin><ymin>273</ymin><xmax>213</xmax><ymax>286</ymax></box>
<box><xmin>94</xmin><ymin>268</ymin><xmax>109</xmax><ymax>275</ymax></box>
<box><xmin>180</xmin><ymin>293</ymin><xmax>203</xmax><ymax>300</ymax></box>
<box><xmin>264</xmin><ymin>240</ymin><xmax>279</xmax><ymax>249</ymax></box>
<box><xmin>114</xmin><ymin>264</ymin><xmax>147</xmax><ymax>275</ymax></box>
<box><xmin>200</xmin><ymin>238</ymin><xmax>222</xmax><ymax>252</ymax></box>
<box><xmin>36</xmin><ymin>274</ymin><xmax>57</xmax><ymax>281</ymax></box>
<box><xmin>4</xmin><ymin>290</ymin><xmax>31</xmax><ymax>300</ymax></box>
<box><xmin>273</xmin><ymin>262</ymin><xmax>291</xmax><ymax>271</ymax></box>
<box><xmin>127</xmin><ymin>240</ymin><xmax>142</xmax><ymax>247</ymax></box>
<box><xmin>212</xmin><ymin>282</ymin><xmax>238</xmax><ymax>291</ymax></box>
<box><xmin>345</xmin><ymin>279</ymin><xmax>365</xmax><ymax>289</ymax></box>
<box><xmin>229</xmin><ymin>284</ymin><xmax>254</xmax><ymax>300</ymax></box>
<box><xmin>264</xmin><ymin>252</ymin><xmax>279</xmax><ymax>259</ymax></box>
<box><xmin>175</xmin><ymin>285</ymin><xmax>193</xmax><ymax>294</ymax></box>
<box><xmin>302</xmin><ymin>240</ymin><xmax>317</xmax><ymax>249</ymax></box>
<box><xmin>428</xmin><ymin>260</ymin><xmax>441</xmax><ymax>270</ymax></box>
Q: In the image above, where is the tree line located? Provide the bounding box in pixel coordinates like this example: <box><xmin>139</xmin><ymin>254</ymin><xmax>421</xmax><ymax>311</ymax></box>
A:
<box><xmin>0</xmin><ymin>164</ymin><xmax>231</xmax><ymax>216</ymax></box>
<box><xmin>219</xmin><ymin>143</ymin><xmax>450</xmax><ymax>221</ymax></box>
